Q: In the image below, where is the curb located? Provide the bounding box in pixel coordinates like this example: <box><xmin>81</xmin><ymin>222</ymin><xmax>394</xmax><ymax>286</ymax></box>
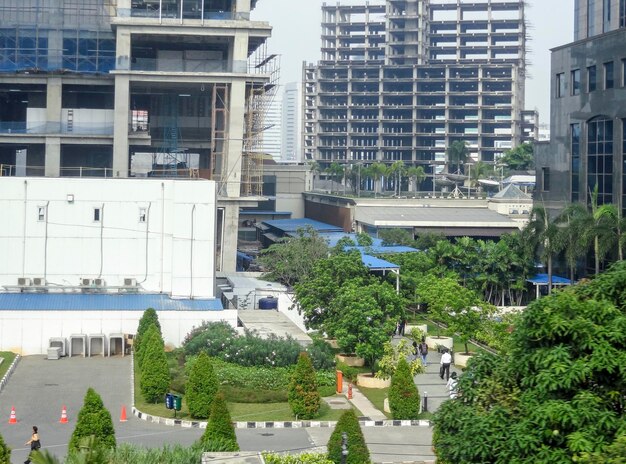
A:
<box><xmin>131</xmin><ymin>406</ymin><xmax>431</xmax><ymax>429</ymax></box>
<box><xmin>0</xmin><ymin>354</ymin><xmax>21</xmax><ymax>393</ymax></box>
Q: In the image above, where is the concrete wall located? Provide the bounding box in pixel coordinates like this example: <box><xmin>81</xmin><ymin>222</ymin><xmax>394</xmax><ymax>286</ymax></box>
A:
<box><xmin>0</xmin><ymin>309</ymin><xmax>237</xmax><ymax>355</ymax></box>
<box><xmin>0</xmin><ymin>177</ymin><xmax>217</xmax><ymax>298</ymax></box>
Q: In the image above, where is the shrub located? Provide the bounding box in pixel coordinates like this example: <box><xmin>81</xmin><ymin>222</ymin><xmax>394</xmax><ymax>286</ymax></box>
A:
<box><xmin>388</xmin><ymin>357</ymin><xmax>420</xmax><ymax>420</ymax></box>
<box><xmin>140</xmin><ymin>331</ymin><xmax>170</xmax><ymax>403</ymax></box>
<box><xmin>305</xmin><ymin>336</ymin><xmax>337</xmax><ymax>371</ymax></box>
<box><xmin>200</xmin><ymin>392</ymin><xmax>239</xmax><ymax>451</ymax></box>
<box><xmin>0</xmin><ymin>431</ymin><xmax>10</xmax><ymax>464</ymax></box>
<box><xmin>288</xmin><ymin>352</ymin><xmax>321</xmax><ymax>419</ymax></box>
<box><xmin>183</xmin><ymin>322</ymin><xmax>334</xmax><ymax>369</ymax></box>
<box><xmin>263</xmin><ymin>453</ymin><xmax>333</xmax><ymax>464</ymax></box>
<box><xmin>69</xmin><ymin>387</ymin><xmax>116</xmax><ymax>452</ymax></box>
<box><xmin>335</xmin><ymin>362</ymin><xmax>358</xmax><ymax>384</ymax></box>
<box><xmin>136</xmin><ymin>323</ymin><xmax>160</xmax><ymax>370</ymax></box>
<box><xmin>104</xmin><ymin>443</ymin><xmax>204</xmax><ymax>464</ymax></box>
<box><xmin>186</xmin><ymin>352</ymin><xmax>219</xmax><ymax>419</ymax></box>
<box><xmin>376</xmin><ymin>339</ymin><xmax>423</xmax><ymax>380</ymax></box>
<box><xmin>134</xmin><ymin>308</ymin><xmax>161</xmax><ymax>357</ymax></box>
<box><xmin>327</xmin><ymin>410</ymin><xmax>370</xmax><ymax>464</ymax></box>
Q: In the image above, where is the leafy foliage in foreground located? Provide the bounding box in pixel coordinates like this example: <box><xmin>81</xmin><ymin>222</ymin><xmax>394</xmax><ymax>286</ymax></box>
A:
<box><xmin>263</xmin><ymin>453</ymin><xmax>333</xmax><ymax>464</ymax></box>
<box><xmin>327</xmin><ymin>410</ymin><xmax>371</xmax><ymax>464</ymax></box>
<box><xmin>201</xmin><ymin>392</ymin><xmax>239</xmax><ymax>451</ymax></box>
<box><xmin>186</xmin><ymin>351</ymin><xmax>219</xmax><ymax>419</ymax></box>
<box><xmin>433</xmin><ymin>261</ymin><xmax>626</xmax><ymax>463</ymax></box>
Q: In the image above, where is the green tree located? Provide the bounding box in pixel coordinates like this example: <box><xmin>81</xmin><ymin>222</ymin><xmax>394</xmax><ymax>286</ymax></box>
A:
<box><xmin>288</xmin><ymin>352</ymin><xmax>321</xmax><ymax>419</ymax></box>
<box><xmin>367</xmin><ymin>162</ymin><xmax>388</xmax><ymax>196</ymax></box>
<box><xmin>134</xmin><ymin>308</ymin><xmax>161</xmax><ymax>358</ymax></box>
<box><xmin>580</xmin><ymin>434</ymin><xmax>626</xmax><ymax>464</ymax></box>
<box><xmin>389</xmin><ymin>160</ymin><xmax>406</xmax><ymax>196</ymax></box>
<box><xmin>200</xmin><ymin>392</ymin><xmax>239</xmax><ymax>451</ymax></box>
<box><xmin>139</xmin><ymin>329</ymin><xmax>170</xmax><ymax>403</ymax></box>
<box><xmin>264</xmin><ymin>453</ymin><xmax>333</xmax><ymax>464</ymax></box>
<box><xmin>524</xmin><ymin>205</ymin><xmax>560</xmax><ymax>292</ymax></box>
<box><xmin>325</xmin><ymin>162</ymin><xmax>345</xmax><ymax>193</ymax></box>
<box><xmin>329</xmin><ymin>280</ymin><xmax>403</xmax><ymax>373</ymax></box>
<box><xmin>446</xmin><ymin>141</ymin><xmax>468</xmax><ymax>173</ymax></box>
<box><xmin>432</xmin><ymin>261</ymin><xmax>626</xmax><ymax>463</ymax></box>
<box><xmin>327</xmin><ymin>410</ymin><xmax>371</xmax><ymax>464</ymax></box>
<box><xmin>0</xmin><ymin>431</ymin><xmax>9</xmax><ymax>464</ymax></box>
<box><xmin>407</xmin><ymin>165</ymin><xmax>426</xmax><ymax>193</ymax></box>
<box><xmin>378</xmin><ymin>229</ymin><xmax>416</xmax><ymax>247</ymax></box>
<box><xmin>499</xmin><ymin>142</ymin><xmax>534</xmax><ymax>171</ymax></box>
<box><xmin>69</xmin><ymin>388</ymin><xmax>116</xmax><ymax>452</ymax></box>
<box><xmin>136</xmin><ymin>323</ymin><xmax>160</xmax><ymax>369</ymax></box>
<box><xmin>388</xmin><ymin>357</ymin><xmax>421</xmax><ymax>420</ymax></box>
<box><xmin>257</xmin><ymin>226</ymin><xmax>330</xmax><ymax>287</ymax></box>
<box><xmin>186</xmin><ymin>351</ymin><xmax>219</xmax><ymax>419</ymax></box>
<box><xmin>294</xmin><ymin>251</ymin><xmax>369</xmax><ymax>333</ymax></box>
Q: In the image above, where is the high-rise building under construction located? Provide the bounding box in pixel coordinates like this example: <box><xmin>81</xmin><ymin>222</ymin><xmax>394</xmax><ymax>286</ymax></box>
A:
<box><xmin>303</xmin><ymin>0</ymin><xmax>532</xmax><ymax>192</ymax></box>
<box><xmin>0</xmin><ymin>0</ymin><xmax>278</xmax><ymax>271</ymax></box>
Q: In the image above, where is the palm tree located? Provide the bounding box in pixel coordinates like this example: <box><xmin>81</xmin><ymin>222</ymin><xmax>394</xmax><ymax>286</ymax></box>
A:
<box><xmin>407</xmin><ymin>165</ymin><xmax>426</xmax><ymax>194</ymax></box>
<box><xmin>524</xmin><ymin>205</ymin><xmax>560</xmax><ymax>294</ymax></box>
<box><xmin>555</xmin><ymin>206</ymin><xmax>588</xmax><ymax>282</ymax></box>
<box><xmin>446</xmin><ymin>141</ymin><xmax>469</xmax><ymax>174</ymax></box>
<box><xmin>368</xmin><ymin>162</ymin><xmax>388</xmax><ymax>197</ymax></box>
<box><xmin>308</xmin><ymin>161</ymin><xmax>321</xmax><ymax>189</ymax></box>
<box><xmin>325</xmin><ymin>162</ymin><xmax>344</xmax><ymax>194</ymax></box>
<box><xmin>389</xmin><ymin>161</ymin><xmax>406</xmax><ymax>196</ymax></box>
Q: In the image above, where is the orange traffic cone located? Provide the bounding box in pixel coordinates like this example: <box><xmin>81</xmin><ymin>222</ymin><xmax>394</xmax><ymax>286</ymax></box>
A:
<box><xmin>119</xmin><ymin>405</ymin><xmax>128</xmax><ymax>422</ymax></box>
<box><xmin>8</xmin><ymin>406</ymin><xmax>17</xmax><ymax>424</ymax></box>
<box><xmin>59</xmin><ymin>405</ymin><xmax>68</xmax><ymax>424</ymax></box>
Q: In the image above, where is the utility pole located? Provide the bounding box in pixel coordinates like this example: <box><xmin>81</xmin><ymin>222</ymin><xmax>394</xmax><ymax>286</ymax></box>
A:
<box><xmin>341</xmin><ymin>432</ymin><xmax>348</xmax><ymax>464</ymax></box>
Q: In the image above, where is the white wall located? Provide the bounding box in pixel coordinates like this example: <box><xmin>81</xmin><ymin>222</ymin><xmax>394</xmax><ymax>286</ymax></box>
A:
<box><xmin>0</xmin><ymin>309</ymin><xmax>237</xmax><ymax>355</ymax></box>
<box><xmin>0</xmin><ymin>177</ymin><xmax>217</xmax><ymax>298</ymax></box>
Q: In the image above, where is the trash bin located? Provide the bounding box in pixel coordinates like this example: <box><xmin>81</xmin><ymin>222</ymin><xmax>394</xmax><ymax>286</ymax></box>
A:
<box><xmin>173</xmin><ymin>395</ymin><xmax>182</xmax><ymax>411</ymax></box>
<box><xmin>165</xmin><ymin>393</ymin><xmax>174</xmax><ymax>410</ymax></box>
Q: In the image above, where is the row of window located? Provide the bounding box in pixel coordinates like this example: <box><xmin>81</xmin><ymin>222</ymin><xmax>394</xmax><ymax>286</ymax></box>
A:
<box><xmin>37</xmin><ymin>207</ymin><xmax>148</xmax><ymax>223</ymax></box>
<box><xmin>556</xmin><ymin>59</ymin><xmax>625</xmax><ymax>97</ymax></box>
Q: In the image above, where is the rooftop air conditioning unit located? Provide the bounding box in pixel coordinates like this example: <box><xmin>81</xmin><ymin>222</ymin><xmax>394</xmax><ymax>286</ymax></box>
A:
<box><xmin>32</xmin><ymin>277</ymin><xmax>46</xmax><ymax>286</ymax></box>
<box><xmin>81</xmin><ymin>278</ymin><xmax>94</xmax><ymax>286</ymax></box>
<box><xmin>18</xmin><ymin>277</ymin><xmax>32</xmax><ymax>286</ymax></box>
<box><xmin>124</xmin><ymin>278</ymin><xmax>137</xmax><ymax>287</ymax></box>
<box><xmin>94</xmin><ymin>278</ymin><xmax>106</xmax><ymax>287</ymax></box>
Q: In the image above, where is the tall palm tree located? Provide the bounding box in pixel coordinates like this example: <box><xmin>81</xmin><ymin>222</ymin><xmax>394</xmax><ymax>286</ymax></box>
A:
<box><xmin>524</xmin><ymin>205</ymin><xmax>559</xmax><ymax>294</ymax></box>
<box><xmin>446</xmin><ymin>141</ymin><xmax>469</xmax><ymax>174</ymax></box>
<box><xmin>407</xmin><ymin>165</ymin><xmax>426</xmax><ymax>193</ymax></box>
<box><xmin>368</xmin><ymin>162</ymin><xmax>387</xmax><ymax>197</ymax></box>
<box><xmin>389</xmin><ymin>160</ymin><xmax>406</xmax><ymax>196</ymax></box>
<box><xmin>325</xmin><ymin>162</ymin><xmax>344</xmax><ymax>194</ymax></box>
<box><xmin>555</xmin><ymin>206</ymin><xmax>588</xmax><ymax>282</ymax></box>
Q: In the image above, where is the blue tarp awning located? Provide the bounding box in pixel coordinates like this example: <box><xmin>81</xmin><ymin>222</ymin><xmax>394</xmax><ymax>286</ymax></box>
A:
<box><xmin>361</xmin><ymin>254</ymin><xmax>400</xmax><ymax>270</ymax></box>
<box><xmin>526</xmin><ymin>274</ymin><xmax>572</xmax><ymax>286</ymax></box>
<box><xmin>0</xmin><ymin>293</ymin><xmax>223</xmax><ymax>311</ymax></box>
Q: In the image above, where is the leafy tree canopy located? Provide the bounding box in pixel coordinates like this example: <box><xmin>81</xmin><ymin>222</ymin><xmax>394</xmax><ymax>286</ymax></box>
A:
<box><xmin>499</xmin><ymin>142</ymin><xmax>534</xmax><ymax>171</ymax></box>
<box><xmin>432</xmin><ymin>261</ymin><xmax>626</xmax><ymax>463</ymax></box>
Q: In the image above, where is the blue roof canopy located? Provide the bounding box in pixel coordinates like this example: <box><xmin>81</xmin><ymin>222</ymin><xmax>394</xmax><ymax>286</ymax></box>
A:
<box><xmin>0</xmin><ymin>293</ymin><xmax>223</xmax><ymax>311</ymax></box>
<box><xmin>361</xmin><ymin>254</ymin><xmax>400</xmax><ymax>270</ymax></box>
<box><xmin>526</xmin><ymin>274</ymin><xmax>572</xmax><ymax>286</ymax></box>
<box><xmin>263</xmin><ymin>218</ymin><xmax>344</xmax><ymax>234</ymax></box>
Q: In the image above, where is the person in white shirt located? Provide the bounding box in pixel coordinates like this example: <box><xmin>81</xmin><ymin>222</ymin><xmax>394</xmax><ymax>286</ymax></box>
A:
<box><xmin>447</xmin><ymin>372</ymin><xmax>458</xmax><ymax>399</ymax></box>
<box><xmin>440</xmin><ymin>349</ymin><xmax>452</xmax><ymax>381</ymax></box>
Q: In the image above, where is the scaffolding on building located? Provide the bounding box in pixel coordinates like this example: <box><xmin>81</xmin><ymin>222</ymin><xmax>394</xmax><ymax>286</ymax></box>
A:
<box><xmin>241</xmin><ymin>43</ymin><xmax>280</xmax><ymax>196</ymax></box>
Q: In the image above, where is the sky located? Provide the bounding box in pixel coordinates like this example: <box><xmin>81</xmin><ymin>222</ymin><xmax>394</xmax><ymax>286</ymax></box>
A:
<box><xmin>251</xmin><ymin>0</ymin><xmax>574</xmax><ymax>123</ymax></box>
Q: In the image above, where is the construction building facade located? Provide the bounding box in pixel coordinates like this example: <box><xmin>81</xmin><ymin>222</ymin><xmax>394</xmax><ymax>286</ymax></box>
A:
<box><xmin>303</xmin><ymin>0</ymin><xmax>530</xmax><ymax>192</ymax></box>
<box><xmin>0</xmin><ymin>0</ymin><xmax>277</xmax><ymax>272</ymax></box>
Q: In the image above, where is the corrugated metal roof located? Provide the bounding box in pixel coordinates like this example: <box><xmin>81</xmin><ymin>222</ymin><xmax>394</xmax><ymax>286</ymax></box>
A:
<box><xmin>0</xmin><ymin>293</ymin><xmax>223</xmax><ymax>311</ymax></box>
<box><xmin>527</xmin><ymin>274</ymin><xmax>572</xmax><ymax>285</ymax></box>
<box><xmin>361</xmin><ymin>254</ymin><xmax>400</xmax><ymax>270</ymax></box>
<box><xmin>263</xmin><ymin>218</ymin><xmax>343</xmax><ymax>234</ymax></box>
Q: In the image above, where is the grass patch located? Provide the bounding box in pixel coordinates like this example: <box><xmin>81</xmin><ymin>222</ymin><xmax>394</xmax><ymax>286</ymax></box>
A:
<box><xmin>0</xmin><ymin>351</ymin><xmax>17</xmax><ymax>380</ymax></box>
<box><xmin>221</xmin><ymin>386</ymin><xmax>287</xmax><ymax>403</ymax></box>
<box><xmin>228</xmin><ymin>400</ymin><xmax>355</xmax><ymax>422</ymax></box>
<box><xmin>358</xmin><ymin>386</ymin><xmax>390</xmax><ymax>419</ymax></box>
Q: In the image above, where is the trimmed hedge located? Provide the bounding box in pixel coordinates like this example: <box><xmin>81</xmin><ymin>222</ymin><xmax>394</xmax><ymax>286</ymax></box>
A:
<box><xmin>134</xmin><ymin>308</ymin><xmax>161</xmax><ymax>358</ymax></box>
<box><xmin>140</xmin><ymin>330</ymin><xmax>170</xmax><ymax>403</ymax></box>
<box><xmin>186</xmin><ymin>352</ymin><xmax>219</xmax><ymax>419</ymax></box>
<box><xmin>388</xmin><ymin>357</ymin><xmax>420</xmax><ymax>420</ymax></box>
<box><xmin>327</xmin><ymin>410</ymin><xmax>370</xmax><ymax>464</ymax></box>
<box><xmin>69</xmin><ymin>388</ymin><xmax>116</xmax><ymax>452</ymax></box>
<box><xmin>201</xmin><ymin>392</ymin><xmax>239</xmax><ymax>452</ymax></box>
<box><xmin>288</xmin><ymin>352</ymin><xmax>321</xmax><ymax>419</ymax></box>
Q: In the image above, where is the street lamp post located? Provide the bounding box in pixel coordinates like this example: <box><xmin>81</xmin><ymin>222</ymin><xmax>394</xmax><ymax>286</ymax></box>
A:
<box><xmin>429</xmin><ymin>164</ymin><xmax>437</xmax><ymax>198</ymax></box>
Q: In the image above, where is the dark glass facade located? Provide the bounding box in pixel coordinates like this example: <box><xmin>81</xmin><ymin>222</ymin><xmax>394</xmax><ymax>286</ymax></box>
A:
<box><xmin>572</xmin><ymin>123</ymin><xmax>581</xmax><ymax>202</ymax></box>
<box><xmin>587</xmin><ymin>117</ymin><xmax>613</xmax><ymax>205</ymax></box>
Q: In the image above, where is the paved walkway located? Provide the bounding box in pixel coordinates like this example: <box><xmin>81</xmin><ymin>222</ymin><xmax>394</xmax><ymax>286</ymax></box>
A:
<box><xmin>413</xmin><ymin>346</ymin><xmax>462</xmax><ymax>413</ymax></box>
<box><xmin>341</xmin><ymin>383</ymin><xmax>387</xmax><ymax>420</ymax></box>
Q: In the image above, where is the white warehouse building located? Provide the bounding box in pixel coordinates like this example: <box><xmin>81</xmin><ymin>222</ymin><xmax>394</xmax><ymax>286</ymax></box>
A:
<box><xmin>0</xmin><ymin>177</ymin><xmax>236</xmax><ymax>355</ymax></box>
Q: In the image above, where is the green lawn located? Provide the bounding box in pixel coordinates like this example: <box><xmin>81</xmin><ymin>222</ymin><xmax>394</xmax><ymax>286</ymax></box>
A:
<box><xmin>0</xmin><ymin>351</ymin><xmax>17</xmax><ymax>380</ymax></box>
<box><xmin>134</xmin><ymin>363</ymin><xmax>359</xmax><ymax>422</ymax></box>
<box><xmin>358</xmin><ymin>386</ymin><xmax>391</xmax><ymax>419</ymax></box>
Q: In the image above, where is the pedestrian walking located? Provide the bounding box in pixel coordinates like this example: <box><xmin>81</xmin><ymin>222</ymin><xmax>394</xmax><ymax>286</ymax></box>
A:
<box><xmin>24</xmin><ymin>426</ymin><xmax>41</xmax><ymax>464</ymax></box>
<box><xmin>439</xmin><ymin>349</ymin><xmax>452</xmax><ymax>381</ymax></box>
<box><xmin>418</xmin><ymin>338</ymin><xmax>429</xmax><ymax>366</ymax></box>
<box><xmin>412</xmin><ymin>341</ymin><xmax>419</xmax><ymax>360</ymax></box>
<box><xmin>447</xmin><ymin>372</ymin><xmax>458</xmax><ymax>399</ymax></box>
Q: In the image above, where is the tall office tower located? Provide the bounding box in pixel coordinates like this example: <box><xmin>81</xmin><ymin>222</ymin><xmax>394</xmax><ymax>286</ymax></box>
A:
<box><xmin>0</xmin><ymin>0</ymin><xmax>277</xmax><ymax>272</ymax></box>
<box><xmin>261</xmin><ymin>92</ymin><xmax>283</xmax><ymax>160</ymax></box>
<box><xmin>281</xmin><ymin>81</ymin><xmax>301</xmax><ymax>162</ymax></box>
<box><xmin>303</xmin><ymin>0</ymin><xmax>529</xmax><ymax>192</ymax></box>
<box><xmin>536</xmin><ymin>0</ymin><xmax>626</xmax><ymax>214</ymax></box>
<box><xmin>574</xmin><ymin>0</ymin><xmax>626</xmax><ymax>40</ymax></box>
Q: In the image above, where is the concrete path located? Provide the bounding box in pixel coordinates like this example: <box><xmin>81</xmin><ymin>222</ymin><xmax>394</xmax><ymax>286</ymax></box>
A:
<box><xmin>413</xmin><ymin>348</ymin><xmax>462</xmax><ymax>413</ymax></box>
<box><xmin>238</xmin><ymin>310</ymin><xmax>312</xmax><ymax>345</ymax></box>
<box><xmin>341</xmin><ymin>383</ymin><xmax>387</xmax><ymax>421</ymax></box>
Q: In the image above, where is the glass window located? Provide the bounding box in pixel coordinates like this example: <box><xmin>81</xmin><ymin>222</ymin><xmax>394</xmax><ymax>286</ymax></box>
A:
<box><xmin>37</xmin><ymin>206</ymin><xmax>46</xmax><ymax>222</ymax></box>
<box><xmin>571</xmin><ymin>69</ymin><xmax>581</xmax><ymax>95</ymax></box>
<box><xmin>588</xmin><ymin>65</ymin><xmax>597</xmax><ymax>91</ymax></box>
<box><xmin>93</xmin><ymin>207</ymin><xmax>101</xmax><ymax>222</ymax></box>
<box><xmin>588</xmin><ymin>0</ymin><xmax>597</xmax><ymax>36</ymax></box>
<box><xmin>622</xmin><ymin>59</ymin><xmax>626</xmax><ymax>86</ymax></box>
<box><xmin>605</xmin><ymin>61</ymin><xmax>615</xmax><ymax>89</ymax></box>
<box><xmin>542</xmin><ymin>167</ymin><xmax>551</xmax><ymax>192</ymax></box>
<box><xmin>139</xmin><ymin>207</ymin><xmax>147</xmax><ymax>223</ymax></box>
<box><xmin>572</xmin><ymin>123</ymin><xmax>581</xmax><ymax>202</ymax></box>
<box><xmin>587</xmin><ymin>117</ymin><xmax>614</xmax><ymax>205</ymax></box>
<box><xmin>557</xmin><ymin>73</ymin><xmax>566</xmax><ymax>98</ymax></box>
<box><xmin>604</xmin><ymin>0</ymin><xmax>612</xmax><ymax>32</ymax></box>
<box><xmin>621</xmin><ymin>0</ymin><xmax>626</xmax><ymax>27</ymax></box>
